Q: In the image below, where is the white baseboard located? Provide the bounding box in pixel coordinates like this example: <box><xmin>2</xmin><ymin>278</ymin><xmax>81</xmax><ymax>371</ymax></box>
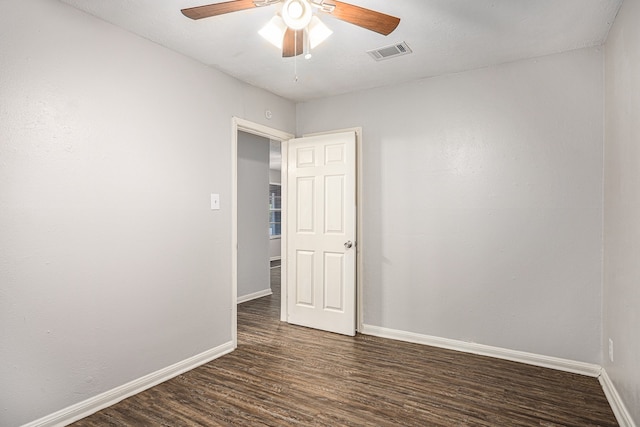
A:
<box><xmin>237</xmin><ymin>288</ymin><xmax>272</xmax><ymax>304</ymax></box>
<box><xmin>361</xmin><ymin>324</ymin><xmax>602</xmax><ymax>377</ymax></box>
<box><xmin>23</xmin><ymin>341</ymin><xmax>234</xmax><ymax>427</ymax></box>
<box><xmin>599</xmin><ymin>368</ymin><xmax>637</xmax><ymax>427</ymax></box>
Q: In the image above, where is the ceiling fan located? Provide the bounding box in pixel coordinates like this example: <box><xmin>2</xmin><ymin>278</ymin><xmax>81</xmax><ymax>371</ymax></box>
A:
<box><xmin>181</xmin><ymin>0</ymin><xmax>401</xmax><ymax>58</ymax></box>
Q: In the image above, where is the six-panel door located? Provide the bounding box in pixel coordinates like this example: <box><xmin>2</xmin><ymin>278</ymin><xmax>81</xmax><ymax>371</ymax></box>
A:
<box><xmin>286</xmin><ymin>131</ymin><xmax>356</xmax><ymax>336</ymax></box>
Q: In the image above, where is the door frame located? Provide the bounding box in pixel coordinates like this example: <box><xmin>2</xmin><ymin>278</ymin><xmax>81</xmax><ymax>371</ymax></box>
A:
<box><xmin>232</xmin><ymin>117</ymin><xmax>293</xmax><ymax>348</ymax></box>
<box><xmin>231</xmin><ymin>119</ymin><xmax>364</xmax><ymax>347</ymax></box>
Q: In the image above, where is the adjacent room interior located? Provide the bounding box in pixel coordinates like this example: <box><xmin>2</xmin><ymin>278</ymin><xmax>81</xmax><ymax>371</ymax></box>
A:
<box><xmin>1</xmin><ymin>0</ymin><xmax>638</xmax><ymax>426</ymax></box>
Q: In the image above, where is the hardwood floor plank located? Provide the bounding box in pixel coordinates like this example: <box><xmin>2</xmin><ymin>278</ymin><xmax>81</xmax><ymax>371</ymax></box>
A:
<box><xmin>72</xmin><ymin>267</ymin><xmax>617</xmax><ymax>426</ymax></box>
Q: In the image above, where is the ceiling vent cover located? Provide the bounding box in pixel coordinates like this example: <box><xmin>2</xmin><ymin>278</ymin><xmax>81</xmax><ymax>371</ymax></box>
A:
<box><xmin>367</xmin><ymin>41</ymin><xmax>412</xmax><ymax>61</ymax></box>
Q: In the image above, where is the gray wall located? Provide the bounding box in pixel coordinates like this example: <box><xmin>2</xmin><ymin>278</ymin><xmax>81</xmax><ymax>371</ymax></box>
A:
<box><xmin>297</xmin><ymin>47</ymin><xmax>604</xmax><ymax>364</ymax></box>
<box><xmin>0</xmin><ymin>1</ymin><xmax>294</xmax><ymax>425</ymax></box>
<box><xmin>604</xmin><ymin>0</ymin><xmax>640</xmax><ymax>422</ymax></box>
<box><xmin>269</xmin><ymin>169</ymin><xmax>282</xmax><ymax>184</ymax></box>
<box><xmin>269</xmin><ymin>236</ymin><xmax>282</xmax><ymax>261</ymax></box>
<box><xmin>2</xmin><ymin>0</ymin><xmax>637</xmax><ymax>424</ymax></box>
<box><xmin>238</xmin><ymin>132</ymin><xmax>271</xmax><ymax>298</ymax></box>
<box><xmin>269</xmin><ymin>169</ymin><xmax>282</xmax><ymax>260</ymax></box>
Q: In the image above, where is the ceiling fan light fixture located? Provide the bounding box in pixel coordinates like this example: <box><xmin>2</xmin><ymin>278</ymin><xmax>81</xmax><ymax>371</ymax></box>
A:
<box><xmin>307</xmin><ymin>15</ymin><xmax>332</xmax><ymax>49</ymax></box>
<box><xmin>259</xmin><ymin>15</ymin><xmax>287</xmax><ymax>49</ymax></box>
<box><xmin>282</xmin><ymin>0</ymin><xmax>313</xmax><ymax>30</ymax></box>
<box><xmin>303</xmin><ymin>28</ymin><xmax>312</xmax><ymax>59</ymax></box>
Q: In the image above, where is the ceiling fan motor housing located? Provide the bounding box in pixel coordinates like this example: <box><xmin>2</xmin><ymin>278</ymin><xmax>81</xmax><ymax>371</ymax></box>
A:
<box><xmin>282</xmin><ymin>0</ymin><xmax>313</xmax><ymax>30</ymax></box>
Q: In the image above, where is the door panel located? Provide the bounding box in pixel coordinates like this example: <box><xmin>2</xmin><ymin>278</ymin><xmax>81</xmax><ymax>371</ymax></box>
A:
<box><xmin>286</xmin><ymin>131</ymin><xmax>356</xmax><ymax>336</ymax></box>
<box><xmin>295</xmin><ymin>250</ymin><xmax>315</xmax><ymax>307</ymax></box>
<box><xmin>296</xmin><ymin>177</ymin><xmax>315</xmax><ymax>232</ymax></box>
<box><xmin>323</xmin><ymin>252</ymin><xmax>344</xmax><ymax>311</ymax></box>
<box><xmin>325</xmin><ymin>175</ymin><xmax>345</xmax><ymax>234</ymax></box>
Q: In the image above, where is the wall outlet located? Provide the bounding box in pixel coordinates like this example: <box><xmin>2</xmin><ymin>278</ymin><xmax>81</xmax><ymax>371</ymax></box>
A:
<box><xmin>608</xmin><ymin>338</ymin><xmax>614</xmax><ymax>363</ymax></box>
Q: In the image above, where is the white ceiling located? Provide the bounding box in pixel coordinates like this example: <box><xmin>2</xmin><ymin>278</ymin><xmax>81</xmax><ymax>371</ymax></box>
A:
<box><xmin>58</xmin><ymin>0</ymin><xmax>622</xmax><ymax>102</ymax></box>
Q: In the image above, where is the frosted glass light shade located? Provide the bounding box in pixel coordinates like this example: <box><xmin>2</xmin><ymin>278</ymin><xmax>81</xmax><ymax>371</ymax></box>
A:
<box><xmin>308</xmin><ymin>16</ymin><xmax>332</xmax><ymax>49</ymax></box>
<box><xmin>259</xmin><ymin>16</ymin><xmax>288</xmax><ymax>49</ymax></box>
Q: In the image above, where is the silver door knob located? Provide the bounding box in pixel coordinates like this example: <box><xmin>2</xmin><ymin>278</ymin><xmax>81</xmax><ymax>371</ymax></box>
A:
<box><xmin>344</xmin><ymin>241</ymin><xmax>353</xmax><ymax>249</ymax></box>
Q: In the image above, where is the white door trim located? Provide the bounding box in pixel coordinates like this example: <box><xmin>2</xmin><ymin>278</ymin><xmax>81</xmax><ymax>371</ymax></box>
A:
<box><xmin>231</xmin><ymin>117</ymin><xmax>294</xmax><ymax>348</ymax></box>
<box><xmin>301</xmin><ymin>127</ymin><xmax>363</xmax><ymax>332</ymax></box>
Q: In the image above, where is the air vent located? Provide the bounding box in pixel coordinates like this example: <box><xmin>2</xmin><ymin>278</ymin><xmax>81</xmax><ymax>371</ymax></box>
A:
<box><xmin>367</xmin><ymin>41</ymin><xmax>412</xmax><ymax>61</ymax></box>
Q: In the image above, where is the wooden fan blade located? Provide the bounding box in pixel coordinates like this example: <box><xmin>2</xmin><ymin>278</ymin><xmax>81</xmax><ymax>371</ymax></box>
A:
<box><xmin>329</xmin><ymin>1</ymin><xmax>400</xmax><ymax>36</ymax></box>
<box><xmin>181</xmin><ymin>0</ymin><xmax>257</xmax><ymax>20</ymax></box>
<box><xmin>282</xmin><ymin>28</ymin><xmax>304</xmax><ymax>57</ymax></box>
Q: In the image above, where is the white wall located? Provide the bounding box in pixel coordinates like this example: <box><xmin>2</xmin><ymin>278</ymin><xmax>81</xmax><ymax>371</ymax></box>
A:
<box><xmin>604</xmin><ymin>0</ymin><xmax>640</xmax><ymax>423</ymax></box>
<box><xmin>238</xmin><ymin>132</ymin><xmax>270</xmax><ymax>298</ymax></box>
<box><xmin>297</xmin><ymin>47</ymin><xmax>604</xmax><ymax>364</ymax></box>
<box><xmin>0</xmin><ymin>1</ymin><xmax>295</xmax><ymax>425</ymax></box>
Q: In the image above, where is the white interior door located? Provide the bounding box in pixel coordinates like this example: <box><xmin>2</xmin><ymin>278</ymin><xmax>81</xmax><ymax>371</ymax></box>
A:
<box><xmin>286</xmin><ymin>131</ymin><xmax>356</xmax><ymax>336</ymax></box>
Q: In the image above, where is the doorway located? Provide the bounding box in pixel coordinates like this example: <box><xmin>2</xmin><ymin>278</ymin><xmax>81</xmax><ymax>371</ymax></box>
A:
<box><xmin>232</xmin><ymin>118</ymin><xmax>293</xmax><ymax>348</ymax></box>
<box><xmin>231</xmin><ymin>118</ymin><xmax>364</xmax><ymax>347</ymax></box>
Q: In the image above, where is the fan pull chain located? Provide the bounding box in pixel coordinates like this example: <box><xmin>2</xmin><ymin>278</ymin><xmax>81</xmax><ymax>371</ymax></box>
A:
<box><xmin>294</xmin><ymin>30</ymin><xmax>299</xmax><ymax>82</ymax></box>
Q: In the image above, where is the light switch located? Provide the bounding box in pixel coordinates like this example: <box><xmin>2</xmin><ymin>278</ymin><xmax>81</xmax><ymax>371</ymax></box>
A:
<box><xmin>211</xmin><ymin>193</ymin><xmax>220</xmax><ymax>210</ymax></box>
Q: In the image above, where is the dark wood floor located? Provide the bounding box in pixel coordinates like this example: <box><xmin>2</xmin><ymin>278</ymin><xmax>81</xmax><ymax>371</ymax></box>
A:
<box><xmin>72</xmin><ymin>268</ymin><xmax>618</xmax><ymax>426</ymax></box>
